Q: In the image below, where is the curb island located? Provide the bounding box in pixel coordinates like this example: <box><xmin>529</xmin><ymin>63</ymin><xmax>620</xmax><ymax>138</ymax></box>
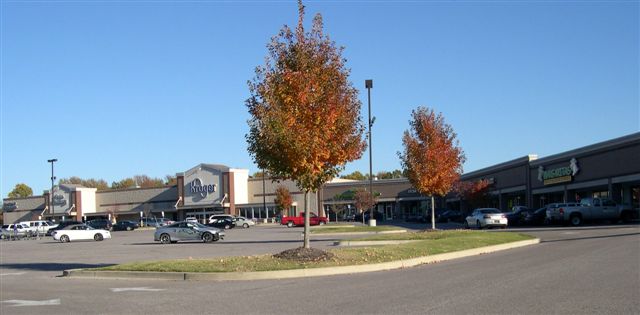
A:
<box><xmin>63</xmin><ymin>238</ymin><xmax>539</xmax><ymax>281</ymax></box>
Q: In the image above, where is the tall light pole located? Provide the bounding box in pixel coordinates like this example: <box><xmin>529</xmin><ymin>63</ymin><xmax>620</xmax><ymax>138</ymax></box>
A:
<box><xmin>365</xmin><ymin>79</ymin><xmax>376</xmax><ymax>227</ymax></box>
<box><xmin>47</xmin><ymin>159</ymin><xmax>58</xmax><ymax>219</ymax></box>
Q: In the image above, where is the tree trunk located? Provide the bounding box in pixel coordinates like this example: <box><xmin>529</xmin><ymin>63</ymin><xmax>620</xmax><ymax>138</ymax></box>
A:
<box><xmin>431</xmin><ymin>195</ymin><xmax>436</xmax><ymax>230</ymax></box>
<box><xmin>303</xmin><ymin>190</ymin><xmax>310</xmax><ymax>249</ymax></box>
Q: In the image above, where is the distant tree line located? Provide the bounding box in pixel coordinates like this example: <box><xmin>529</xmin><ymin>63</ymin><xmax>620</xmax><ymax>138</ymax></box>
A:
<box><xmin>6</xmin><ymin>175</ymin><xmax>179</xmax><ymax>197</ymax></box>
<box><xmin>339</xmin><ymin>169</ymin><xmax>405</xmax><ymax>181</ymax></box>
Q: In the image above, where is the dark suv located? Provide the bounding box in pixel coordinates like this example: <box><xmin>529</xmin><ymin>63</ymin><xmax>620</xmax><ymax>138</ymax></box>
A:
<box><xmin>46</xmin><ymin>220</ymin><xmax>82</xmax><ymax>235</ymax></box>
<box><xmin>87</xmin><ymin>219</ymin><xmax>113</xmax><ymax>230</ymax></box>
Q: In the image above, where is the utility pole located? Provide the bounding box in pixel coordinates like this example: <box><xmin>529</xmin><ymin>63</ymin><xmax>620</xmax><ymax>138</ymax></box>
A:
<box><xmin>47</xmin><ymin>159</ymin><xmax>58</xmax><ymax>219</ymax></box>
<box><xmin>365</xmin><ymin>79</ymin><xmax>375</xmax><ymax>226</ymax></box>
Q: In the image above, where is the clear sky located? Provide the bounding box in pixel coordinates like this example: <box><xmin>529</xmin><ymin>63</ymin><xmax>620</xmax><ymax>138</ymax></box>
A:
<box><xmin>1</xmin><ymin>0</ymin><xmax>638</xmax><ymax>199</ymax></box>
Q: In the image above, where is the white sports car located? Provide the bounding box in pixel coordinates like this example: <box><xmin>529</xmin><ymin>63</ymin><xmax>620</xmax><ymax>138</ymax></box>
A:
<box><xmin>52</xmin><ymin>224</ymin><xmax>111</xmax><ymax>242</ymax></box>
<box><xmin>465</xmin><ymin>208</ymin><xmax>508</xmax><ymax>229</ymax></box>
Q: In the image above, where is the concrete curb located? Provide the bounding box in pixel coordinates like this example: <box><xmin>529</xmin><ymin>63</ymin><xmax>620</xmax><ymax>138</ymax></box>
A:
<box><xmin>63</xmin><ymin>238</ymin><xmax>539</xmax><ymax>281</ymax></box>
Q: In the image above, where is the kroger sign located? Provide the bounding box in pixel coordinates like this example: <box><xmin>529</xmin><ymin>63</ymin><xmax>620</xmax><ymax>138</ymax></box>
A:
<box><xmin>190</xmin><ymin>178</ymin><xmax>216</xmax><ymax>198</ymax></box>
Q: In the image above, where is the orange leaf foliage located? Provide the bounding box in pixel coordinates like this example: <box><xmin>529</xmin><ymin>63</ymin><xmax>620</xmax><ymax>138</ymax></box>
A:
<box><xmin>246</xmin><ymin>1</ymin><xmax>366</xmax><ymax>192</ymax></box>
<box><xmin>398</xmin><ymin>107</ymin><xmax>466</xmax><ymax>197</ymax></box>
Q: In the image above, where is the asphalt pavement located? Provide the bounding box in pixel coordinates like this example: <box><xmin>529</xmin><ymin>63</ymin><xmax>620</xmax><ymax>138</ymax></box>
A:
<box><xmin>1</xmin><ymin>223</ymin><xmax>638</xmax><ymax>314</ymax></box>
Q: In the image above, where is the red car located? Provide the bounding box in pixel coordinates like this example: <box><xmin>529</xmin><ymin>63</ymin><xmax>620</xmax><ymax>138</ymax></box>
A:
<box><xmin>281</xmin><ymin>212</ymin><xmax>328</xmax><ymax>227</ymax></box>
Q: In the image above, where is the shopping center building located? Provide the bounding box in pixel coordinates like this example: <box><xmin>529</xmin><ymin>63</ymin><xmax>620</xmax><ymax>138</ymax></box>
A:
<box><xmin>3</xmin><ymin>132</ymin><xmax>639</xmax><ymax>224</ymax></box>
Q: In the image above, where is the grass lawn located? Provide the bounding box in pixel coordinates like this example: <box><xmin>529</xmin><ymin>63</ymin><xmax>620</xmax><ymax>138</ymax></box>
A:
<box><xmin>96</xmin><ymin>231</ymin><xmax>534</xmax><ymax>273</ymax></box>
<box><xmin>310</xmin><ymin>226</ymin><xmax>403</xmax><ymax>234</ymax></box>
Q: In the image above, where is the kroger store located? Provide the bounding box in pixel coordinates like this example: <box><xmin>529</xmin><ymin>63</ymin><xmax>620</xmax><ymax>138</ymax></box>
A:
<box><xmin>2</xmin><ymin>132</ymin><xmax>639</xmax><ymax>224</ymax></box>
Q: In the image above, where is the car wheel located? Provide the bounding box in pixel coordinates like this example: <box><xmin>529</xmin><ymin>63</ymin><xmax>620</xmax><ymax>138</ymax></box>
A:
<box><xmin>160</xmin><ymin>233</ymin><xmax>171</xmax><ymax>244</ymax></box>
<box><xmin>94</xmin><ymin>233</ymin><xmax>104</xmax><ymax>241</ymax></box>
<box><xmin>464</xmin><ymin>221</ymin><xmax>469</xmax><ymax>229</ymax></box>
<box><xmin>319</xmin><ymin>221</ymin><xmax>325</xmax><ymax>226</ymax></box>
<box><xmin>60</xmin><ymin>235</ymin><xmax>70</xmax><ymax>243</ymax></box>
<box><xmin>224</xmin><ymin>224</ymin><xmax>231</xmax><ymax>230</ymax></box>
<box><xmin>202</xmin><ymin>232</ymin><xmax>213</xmax><ymax>243</ymax></box>
<box><xmin>287</xmin><ymin>221</ymin><xmax>294</xmax><ymax>228</ymax></box>
<box><xmin>126</xmin><ymin>226</ymin><xmax>132</xmax><ymax>231</ymax></box>
<box><xmin>243</xmin><ymin>223</ymin><xmax>249</xmax><ymax>228</ymax></box>
<box><xmin>570</xmin><ymin>214</ymin><xmax>582</xmax><ymax>226</ymax></box>
<box><xmin>476</xmin><ymin>220</ymin><xmax>482</xmax><ymax>229</ymax></box>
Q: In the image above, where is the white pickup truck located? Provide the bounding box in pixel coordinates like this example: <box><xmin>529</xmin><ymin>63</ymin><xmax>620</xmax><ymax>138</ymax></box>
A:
<box><xmin>546</xmin><ymin>198</ymin><xmax>637</xmax><ymax>226</ymax></box>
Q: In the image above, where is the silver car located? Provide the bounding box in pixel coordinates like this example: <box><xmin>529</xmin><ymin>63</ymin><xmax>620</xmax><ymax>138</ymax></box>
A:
<box><xmin>154</xmin><ymin>221</ymin><xmax>225</xmax><ymax>244</ymax></box>
<box><xmin>465</xmin><ymin>208</ymin><xmax>508</xmax><ymax>229</ymax></box>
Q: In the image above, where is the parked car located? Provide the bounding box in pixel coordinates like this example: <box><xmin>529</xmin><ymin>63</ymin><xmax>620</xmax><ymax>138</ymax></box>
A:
<box><xmin>112</xmin><ymin>220</ymin><xmax>139</xmax><ymax>231</ymax></box>
<box><xmin>234</xmin><ymin>216</ymin><xmax>255</xmax><ymax>228</ymax></box>
<box><xmin>464</xmin><ymin>208</ymin><xmax>508</xmax><ymax>229</ymax></box>
<box><xmin>0</xmin><ymin>223</ymin><xmax>30</xmax><ymax>239</ymax></box>
<box><xmin>87</xmin><ymin>219</ymin><xmax>113</xmax><ymax>231</ymax></box>
<box><xmin>546</xmin><ymin>198</ymin><xmax>636</xmax><ymax>226</ymax></box>
<box><xmin>47</xmin><ymin>220</ymin><xmax>83</xmax><ymax>236</ymax></box>
<box><xmin>19</xmin><ymin>220</ymin><xmax>57</xmax><ymax>234</ymax></box>
<box><xmin>436</xmin><ymin>210</ymin><xmax>464</xmax><ymax>223</ymax></box>
<box><xmin>154</xmin><ymin>221</ymin><xmax>225</xmax><ymax>244</ymax></box>
<box><xmin>141</xmin><ymin>217</ymin><xmax>174</xmax><ymax>227</ymax></box>
<box><xmin>544</xmin><ymin>203</ymin><xmax>581</xmax><ymax>225</ymax></box>
<box><xmin>206</xmin><ymin>218</ymin><xmax>235</xmax><ymax>230</ymax></box>
<box><xmin>281</xmin><ymin>212</ymin><xmax>328</xmax><ymax>227</ymax></box>
<box><xmin>51</xmin><ymin>224</ymin><xmax>111</xmax><ymax>242</ymax></box>
<box><xmin>504</xmin><ymin>206</ymin><xmax>533</xmax><ymax>226</ymax></box>
<box><xmin>208</xmin><ymin>214</ymin><xmax>235</xmax><ymax>224</ymax></box>
<box><xmin>522</xmin><ymin>207</ymin><xmax>548</xmax><ymax>226</ymax></box>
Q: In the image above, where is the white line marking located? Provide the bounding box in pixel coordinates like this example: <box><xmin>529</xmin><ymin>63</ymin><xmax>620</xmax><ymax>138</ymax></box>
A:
<box><xmin>110</xmin><ymin>287</ymin><xmax>166</xmax><ymax>292</ymax></box>
<box><xmin>2</xmin><ymin>299</ymin><xmax>61</xmax><ymax>307</ymax></box>
<box><xmin>0</xmin><ymin>272</ymin><xmax>26</xmax><ymax>276</ymax></box>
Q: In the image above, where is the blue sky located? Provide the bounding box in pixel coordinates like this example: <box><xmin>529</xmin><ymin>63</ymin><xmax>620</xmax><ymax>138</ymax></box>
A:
<box><xmin>1</xmin><ymin>0</ymin><xmax>638</xmax><ymax>198</ymax></box>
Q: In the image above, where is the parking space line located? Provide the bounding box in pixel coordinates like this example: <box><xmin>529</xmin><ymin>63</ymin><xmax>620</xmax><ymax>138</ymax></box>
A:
<box><xmin>2</xmin><ymin>299</ymin><xmax>61</xmax><ymax>307</ymax></box>
<box><xmin>110</xmin><ymin>287</ymin><xmax>166</xmax><ymax>292</ymax></box>
<box><xmin>0</xmin><ymin>272</ymin><xmax>26</xmax><ymax>276</ymax></box>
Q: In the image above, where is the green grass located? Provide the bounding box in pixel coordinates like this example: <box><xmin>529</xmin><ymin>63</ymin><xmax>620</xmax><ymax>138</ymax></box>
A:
<box><xmin>95</xmin><ymin>231</ymin><xmax>534</xmax><ymax>273</ymax></box>
<box><xmin>310</xmin><ymin>226</ymin><xmax>403</xmax><ymax>234</ymax></box>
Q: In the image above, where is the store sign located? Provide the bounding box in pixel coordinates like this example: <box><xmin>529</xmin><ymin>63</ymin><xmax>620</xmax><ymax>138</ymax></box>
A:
<box><xmin>190</xmin><ymin>178</ymin><xmax>216</xmax><ymax>198</ymax></box>
<box><xmin>52</xmin><ymin>194</ymin><xmax>67</xmax><ymax>207</ymax></box>
<box><xmin>537</xmin><ymin>158</ymin><xmax>580</xmax><ymax>186</ymax></box>
<box><xmin>3</xmin><ymin>202</ymin><xmax>17</xmax><ymax>211</ymax></box>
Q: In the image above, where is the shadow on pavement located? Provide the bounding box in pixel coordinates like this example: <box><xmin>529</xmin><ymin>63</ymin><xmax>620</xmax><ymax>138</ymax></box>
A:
<box><xmin>0</xmin><ymin>262</ymin><xmax>114</xmax><ymax>272</ymax></box>
<box><xmin>541</xmin><ymin>231</ymin><xmax>640</xmax><ymax>243</ymax></box>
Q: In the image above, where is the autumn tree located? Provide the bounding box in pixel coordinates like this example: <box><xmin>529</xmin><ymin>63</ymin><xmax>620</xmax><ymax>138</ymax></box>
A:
<box><xmin>340</xmin><ymin>171</ymin><xmax>367</xmax><ymax>181</ymax></box>
<box><xmin>354</xmin><ymin>188</ymin><xmax>378</xmax><ymax>225</ymax></box>
<box><xmin>246</xmin><ymin>1</ymin><xmax>366</xmax><ymax>248</ymax></box>
<box><xmin>60</xmin><ymin>176</ymin><xmax>109</xmax><ymax>190</ymax></box>
<box><xmin>274</xmin><ymin>186</ymin><xmax>293</xmax><ymax>217</ymax></box>
<box><xmin>165</xmin><ymin>175</ymin><xmax>177</xmax><ymax>186</ymax></box>
<box><xmin>454</xmin><ymin>179</ymin><xmax>491</xmax><ymax>211</ymax></box>
<box><xmin>398</xmin><ymin>107</ymin><xmax>465</xmax><ymax>230</ymax></box>
<box><xmin>8</xmin><ymin>183</ymin><xmax>33</xmax><ymax>198</ymax></box>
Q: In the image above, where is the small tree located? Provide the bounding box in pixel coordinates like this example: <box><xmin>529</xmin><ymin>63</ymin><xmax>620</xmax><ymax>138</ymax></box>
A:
<box><xmin>8</xmin><ymin>183</ymin><xmax>33</xmax><ymax>198</ymax></box>
<box><xmin>354</xmin><ymin>188</ymin><xmax>377</xmax><ymax>225</ymax></box>
<box><xmin>398</xmin><ymin>107</ymin><xmax>465</xmax><ymax>230</ymax></box>
<box><xmin>246</xmin><ymin>1</ymin><xmax>366</xmax><ymax>248</ymax></box>
<box><xmin>454</xmin><ymin>179</ymin><xmax>491</xmax><ymax>211</ymax></box>
<box><xmin>274</xmin><ymin>186</ymin><xmax>293</xmax><ymax>217</ymax></box>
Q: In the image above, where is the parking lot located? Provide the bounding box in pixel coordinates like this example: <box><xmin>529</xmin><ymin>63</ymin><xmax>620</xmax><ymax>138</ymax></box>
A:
<box><xmin>0</xmin><ymin>224</ymin><xmax>367</xmax><ymax>276</ymax></box>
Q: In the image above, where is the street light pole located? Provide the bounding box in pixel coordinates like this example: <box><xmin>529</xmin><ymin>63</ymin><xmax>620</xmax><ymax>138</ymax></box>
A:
<box><xmin>47</xmin><ymin>159</ymin><xmax>58</xmax><ymax>219</ymax></box>
<box><xmin>365</xmin><ymin>79</ymin><xmax>376</xmax><ymax>227</ymax></box>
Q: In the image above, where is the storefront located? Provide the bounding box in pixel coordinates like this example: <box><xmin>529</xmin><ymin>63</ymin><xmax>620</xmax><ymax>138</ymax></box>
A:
<box><xmin>3</xmin><ymin>133</ymin><xmax>639</xmax><ymax>224</ymax></box>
